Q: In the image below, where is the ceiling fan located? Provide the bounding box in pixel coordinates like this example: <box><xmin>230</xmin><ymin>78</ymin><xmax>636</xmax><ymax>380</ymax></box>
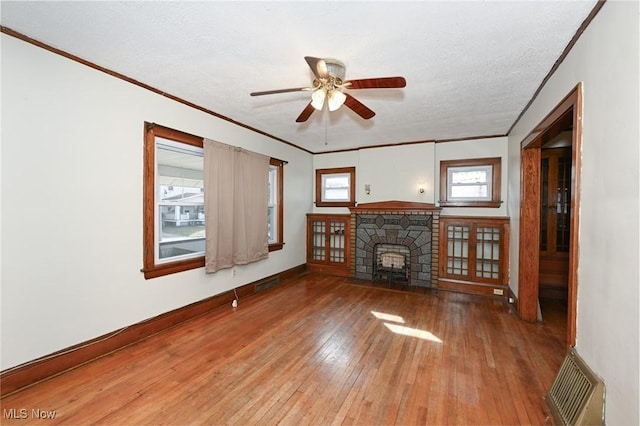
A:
<box><xmin>250</xmin><ymin>56</ymin><xmax>406</xmax><ymax>122</ymax></box>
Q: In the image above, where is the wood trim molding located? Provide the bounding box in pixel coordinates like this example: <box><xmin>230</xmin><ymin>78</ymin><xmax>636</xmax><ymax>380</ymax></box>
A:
<box><xmin>349</xmin><ymin>201</ymin><xmax>440</xmax><ymax>213</ymax></box>
<box><xmin>0</xmin><ymin>26</ymin><xmax>509</xmax><ymax>156</ymax></box>
<box><xmin>519</xmin><ymin>85</ymin><xmax>582</xmax><ymax>149</ymax></box>
<box><xmin>566</xmin><ymin>89</ymin><xmax>582</xmax><ymax>347</ymax></box>
<box><xmin>315</xmin><ymin>167</ymin><xmax>356</xmax><ymax>208</ymax></box>
<box><xmin>316</xmin><ymin>134</ymin><xmax>507</xmax><ymax>155</ymax></box>
<box><xmin>0</xmin><ymin>26</ymin><xmax>312</xmax><ymax>155</ymax></box>
<box><xmin>0</xmin><ymin>264</ymin><xmax>307</xmax><ymax>398</ymax></box>
<box><xmin>438</xmin><ymin>157</ymin><xmax>502</xmax><ymax>208</ymax></box>
<box><xmin>438</xmin><ymin>279</ymin><xmax>509</xmax><ymax>298</ymax></box>
<box><xmin>269</xmin><ymin>158</ymin><xmax>285</xmax><ymax>251</ymax></box>
<box><xmin>507</xmin><ymin>0</ymin><xmax>605</xmax><ymax>135</ymax></box>
<box><xmin>518</xmin><ymin>147</ymin><xmax>542</xmax><ymax>322</ymax></box>
<box><xmin>517</xmin><ymin>83</ymin><xmax>581</xmax><ymax>348</ymax></box>
<box><xmin>142</xmin><ymin>123</ymin><xmax>206</xmax><ymax>279</ymax></box>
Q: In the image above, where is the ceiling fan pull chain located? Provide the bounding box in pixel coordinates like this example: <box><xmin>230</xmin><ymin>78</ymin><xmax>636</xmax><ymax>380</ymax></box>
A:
<box><xmin>325</xmin><ymin>112</ymin><xmax>328</xmax><ymax>146</ymax></box>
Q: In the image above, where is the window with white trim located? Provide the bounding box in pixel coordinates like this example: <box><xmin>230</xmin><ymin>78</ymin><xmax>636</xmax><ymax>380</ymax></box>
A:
<box><xmin>156</xmin><ymin>138</ymin><xmax>205</xmax><ymax>264</ymax></box>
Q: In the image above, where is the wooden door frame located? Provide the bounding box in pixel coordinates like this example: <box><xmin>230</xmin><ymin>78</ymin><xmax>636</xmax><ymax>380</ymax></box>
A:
<box><xmin>517</xmin><ymin>83</ymin><xmax>582</xmax><ymax>347</ymax></box>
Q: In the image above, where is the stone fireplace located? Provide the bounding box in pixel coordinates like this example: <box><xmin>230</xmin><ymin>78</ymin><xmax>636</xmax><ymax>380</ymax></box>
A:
<box><xmin>349</xmin><ymin>201</ymin><xmax>440</xmax><ymax>288</ymax></box>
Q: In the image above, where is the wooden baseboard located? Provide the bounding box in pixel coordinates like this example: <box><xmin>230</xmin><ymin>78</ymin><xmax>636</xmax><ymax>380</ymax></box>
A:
<box><xmin>306</xmin><ymin>263</ymin><xmax>351</xmax><ymax>277</ymax></box>
<box><xmin>508</xmin><ymin>287</ymin><xmax>519</xmax><ymax>314</ymax></box>
<box><xmin>437</xmin><ymin>278</ymin><xmax>508</xmax><ymax>298</ymax></box>
<box><xmin>0</xmin><ymin>264</ymin><xmax>307</xmax><ymax>398</ymax></box>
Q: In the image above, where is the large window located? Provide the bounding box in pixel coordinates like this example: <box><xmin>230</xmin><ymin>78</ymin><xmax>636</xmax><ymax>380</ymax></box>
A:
<box><xmin>439</xmin><ymin>157</ymin><xmax>502</xmax><ymax>207</ymax></box>
<box><xmin>143</xmin><ymin>123</ymin><xmax>284</xmax><ymax>279</ymax></box>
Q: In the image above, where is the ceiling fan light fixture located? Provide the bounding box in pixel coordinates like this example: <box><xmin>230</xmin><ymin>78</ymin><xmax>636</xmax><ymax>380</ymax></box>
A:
<box><xmin>327</xmin><ymin>90</ymin><xmax>347</xmax><ymax>111</ymax></box>
<box><xmin>250</xmin><ymin>56</ymin><xmax>406</xmax><ymax>122</ymax></box>
<box><xmin>311</xmin><ymin>89</ymin><xmax>326</xmax><ymax>110</ymax></box>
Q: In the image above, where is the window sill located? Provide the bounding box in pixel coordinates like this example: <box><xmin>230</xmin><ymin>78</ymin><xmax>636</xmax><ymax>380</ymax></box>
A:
<box><xmin>315</xmin><ymin>201</ymin><xmax>357</xmax><ymax>208</ymax></box>
<box><xmin>269</xmin><ymin>242</ymin><xmax>284</xmax><ymax>252</ymax></box>
<box><xmin>142</xmin><ymin>257</ymin><xmax>205</xmax><ymax>279</ymax></box>
<box><xmin>438</xmin><ymin>200</ymin><xmax>502</xmax><ymax>208</ymax></box>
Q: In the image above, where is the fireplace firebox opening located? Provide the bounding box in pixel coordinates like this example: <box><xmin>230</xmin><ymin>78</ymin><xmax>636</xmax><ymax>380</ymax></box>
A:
<box><xmin>373</xmin><ymin>243</ymin><xmax>411</xmax><ymax>284</ymax></box>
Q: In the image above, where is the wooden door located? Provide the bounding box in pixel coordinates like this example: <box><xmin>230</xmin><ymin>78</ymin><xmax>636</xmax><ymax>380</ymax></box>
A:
<box><xmin>539</xmin><ymin>148</ymin><xmax>572</xmax><ymax>300</ymax></box>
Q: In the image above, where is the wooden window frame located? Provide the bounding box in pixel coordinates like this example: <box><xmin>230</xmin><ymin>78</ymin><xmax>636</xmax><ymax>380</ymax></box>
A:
<box><xmin>142</xmin><ymin>122</ymin><xmax>205</xmax><ymax>279</ymax></box>
<box><xmin>439</xmin><ymin>157</ymin><xmax>502</xmax><ymax>208</ymax></box>
<box><xmin>268</xmin><ymin>158</ymin><xmax>285</xmax><ymax>252</ymax></box>
<box><xmin>315</xmin><ymin>167</ymin><xmax>356</xmax><ymax>208</ymax></box>
<box><xmin>142</xmin><ymin>122</ymin><xmax>284</xmax><ymax>279</ymax></box>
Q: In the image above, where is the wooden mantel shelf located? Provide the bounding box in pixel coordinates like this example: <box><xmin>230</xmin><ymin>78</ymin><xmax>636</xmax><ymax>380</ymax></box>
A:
<box><xmin>349</xmin><ymin>201</ymin><xmax>441</xmax><ymax>213</ymax></box>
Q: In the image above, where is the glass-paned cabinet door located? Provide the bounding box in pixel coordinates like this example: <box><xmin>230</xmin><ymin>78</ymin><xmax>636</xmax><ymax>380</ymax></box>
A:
<box><xmin>311</xmin><ymin>220</ymin><xmax>326</xmax><ymax>261</ymax></box>
<box><xmin>446</xmin><ymin>224</ymin><xmax>470</xmax><ymax>276</ymax></box>
<box><xmin>306</xmin><ymin>214</ymin><xmax>351</xmax><ymax>277</ymax></box>
<box><xmin>476</xmin><ymin>226</ymin><xmax>500</xmax><ymax>279</ymax></box>
<box><xmin>329</xmin><ymin>219</ymin><xmax>346</xmax><ymax>263</ymax></box>
<box><xmin>440</xmin><ymin>216</ymin><xmax>509</xmax><ymax>286</ymax></box>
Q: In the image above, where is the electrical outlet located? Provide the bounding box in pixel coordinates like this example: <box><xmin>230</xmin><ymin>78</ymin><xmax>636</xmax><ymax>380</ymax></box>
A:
<box><xmin>493</xmin><ymin>288</ymin><xmax>504</xmax><ymax>296</ymax></box>
<box><xmin>232</xmin><ymin>268</ymin><xmax>236</xmax><ymax>277</ymax></box>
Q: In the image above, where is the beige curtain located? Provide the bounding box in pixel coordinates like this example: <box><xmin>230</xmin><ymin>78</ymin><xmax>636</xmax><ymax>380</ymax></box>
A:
<box><xmin>204</xmin><ymin>139</ymin><xmax>270</xmax><ymax>273</ymax></box>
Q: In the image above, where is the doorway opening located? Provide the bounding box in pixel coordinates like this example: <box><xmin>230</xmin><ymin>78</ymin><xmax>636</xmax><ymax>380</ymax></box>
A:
<box><xmin>517</xmin><ymin>84</ymin><xmax>582</xmax><ymax>348</ymax></box>
<box><xmin>539</xmin><ymin>113</ymin><xmax>572</xmax><ymax>340</ymax></box>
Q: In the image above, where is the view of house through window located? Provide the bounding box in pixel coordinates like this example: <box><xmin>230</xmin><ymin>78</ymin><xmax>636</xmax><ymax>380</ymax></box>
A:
<box><xmin>322</xmin><ymin>173</ymin><xmax>351</xmax><ymax>202</ymax></box>
<box><xmin>156</xmin><ymin>138</ymin><xmax>205</xmax><ymax>263</ymax></box>
<box><xmin>143</xmin><ymin>123</ymin><xmax>284</xmax><ymax>279</ymax></box>
<box><xmin>315</xmin><ymin>167</ymin><xmax>356</xmax><ymax>207</ymax></box>
<box><xmin>448</xmin><ymin>165</ymin><xmax>493</xmax><ymax>200</ymax></box>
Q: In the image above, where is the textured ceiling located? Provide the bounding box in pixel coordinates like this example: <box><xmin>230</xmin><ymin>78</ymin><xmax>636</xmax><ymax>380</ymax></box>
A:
<box><xmin>1</xmin><ymin>1</ymin><xmax>598</xmax><ymax>153</ymax></box>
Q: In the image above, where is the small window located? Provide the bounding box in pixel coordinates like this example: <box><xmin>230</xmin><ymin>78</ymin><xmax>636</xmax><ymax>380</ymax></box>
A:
<box><xmin>315</xmin><ymin>167</ymin><xmax>356</xmax><ymax>207</ymax></box>
<box><xmin>439</xmin><ymin>157</ymin><xmax>501</xmax><ymax>207</ymax></box>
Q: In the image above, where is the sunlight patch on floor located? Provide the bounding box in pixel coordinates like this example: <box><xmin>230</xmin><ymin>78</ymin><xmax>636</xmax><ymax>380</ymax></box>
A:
<box><xmin>371</xmin><ymin>311</ymin><xmax>442</xmax><ymax>342</ymax></box>
<box><xmin>370</xmin><ymin>311</ymin><xmax>405</xmax><ymax>323</ymax></box>
<box><xmin>383</xmin><ymin>323</ymin><xmax>443</xmax><ymax>343</ymax></box>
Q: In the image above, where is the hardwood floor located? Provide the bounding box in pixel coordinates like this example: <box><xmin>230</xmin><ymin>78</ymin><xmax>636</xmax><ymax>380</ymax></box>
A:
<box><xmin>1</xmin><ymin>273</ymin><xmax>566</xmax><ymax>425</ymax></box>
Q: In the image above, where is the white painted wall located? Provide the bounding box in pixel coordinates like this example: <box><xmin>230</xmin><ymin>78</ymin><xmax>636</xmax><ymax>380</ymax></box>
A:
<box><xmin>358</xmin><ymin>144</ymin><xmax>436</xmax><ymax>204</ymax></box>
<box><xmin>507</xmin><ymin>2</ymin><xmax>639</xmax><ymax>424</ymax></box>
<box><xmin>3</xmin><ymin>4</ymin><xmax>638</xmax><ymax>422</ymax></box>
<box><xmin>435</xmin><ymin>137</ymin><xmax>508</xmax><ymax>217</ymax></box>
<box><xmin>0</xmin><ymin>35</ymin><xmax>313</xmax><ymax>371</ymax></box>
<box><xmin>313</xmin><ymin>137</ymin><xmax>508</xmax><ymax>217</ymax></box>
<box><xmin>311</xmin><ymin>150</ymin><xmax>359</xmax><ymax>215</ymax></box>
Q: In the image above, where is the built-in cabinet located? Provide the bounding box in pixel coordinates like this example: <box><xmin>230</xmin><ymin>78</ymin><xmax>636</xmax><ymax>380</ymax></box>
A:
<box><xmin>439</xmin><ymin>216</ymin><xmax>510</xmax><ymax>297</ymax></box>
<box><xmin>306</xmin><ymin>214</ymin><xmax>351</xmax><ymax>277</ymax></box>
<box><xmin>539</xmin><ymin>147</ymin><xmax>571</xmax><ymax>300</ymax></box>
